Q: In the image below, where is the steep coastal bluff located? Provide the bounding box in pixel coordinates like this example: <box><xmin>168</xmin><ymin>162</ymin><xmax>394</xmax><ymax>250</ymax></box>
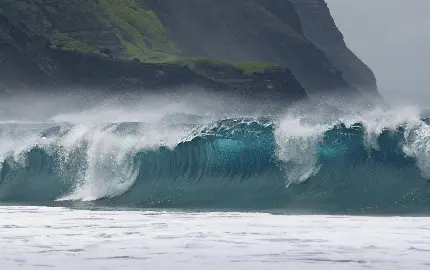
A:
<box><xmin>0</xmin><ymin>0</ymin><xmax>380</xmax><ymax>107</ymax></box>
<box><xmin>289</xmin><ymin>0</ymin><xmax>379</xmax><ymax>97</ymax></box>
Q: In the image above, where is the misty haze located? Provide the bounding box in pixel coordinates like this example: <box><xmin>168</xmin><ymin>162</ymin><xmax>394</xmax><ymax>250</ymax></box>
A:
<box><xmin>327</xmin><ymin>0</ymin><xmax>430</xmax><ymax>106</ymax></box>
<box><xmin>0</xmin><ymin>1</ymin><xmax>429</xmax><ymax>270</ymax></box>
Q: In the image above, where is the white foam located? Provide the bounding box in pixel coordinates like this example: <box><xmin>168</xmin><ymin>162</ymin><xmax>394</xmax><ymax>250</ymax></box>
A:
<box><xmin>341</xmin><ymin>106</ymin><xmax>422</xmax><ymax>150</ymax></box>
<box><xmin>0</xmin><ymin>124</ymin><xmax>55</xmax><ymax>169</ymax></box>
<box><xmin>58</xmin><ymin>123</ymin><xmax>193</xmax><ymax>201</ymax></box>
<box><xmin>1</xmin><ymin>206</ymin><xmax>430</xmax><ymax>270</ymax></box>
<box><xmin>0</xmin><ymin>117</ymin><xmax>196</xmax><ymax>202</ymax></box>
<box><xmin>274</xmin><ymin>106</ymin><xmax>430</xmax><ymax>183</ymax></box>
<box><xmin>274</xmin><ymin>117</ymin><xmax>328</xmax><ymax>184</ymax></box>
<box><xmin>403</xmin><ymin>122</ymin><xmax>430</xmax><ymax>178</ymax></box>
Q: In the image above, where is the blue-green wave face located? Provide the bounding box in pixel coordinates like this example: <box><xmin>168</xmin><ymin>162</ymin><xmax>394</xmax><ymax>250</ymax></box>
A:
<box><xmin>0</xmin><ymin>112</ymin><xmax>429</xmax><ymax>214</ymax></box>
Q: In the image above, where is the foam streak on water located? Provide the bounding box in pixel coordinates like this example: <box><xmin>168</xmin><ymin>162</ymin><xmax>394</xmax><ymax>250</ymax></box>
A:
<box><xmin>0</xmin><ymin>206</ymin><xmax>429</xmax><ymax>270</ymax></box>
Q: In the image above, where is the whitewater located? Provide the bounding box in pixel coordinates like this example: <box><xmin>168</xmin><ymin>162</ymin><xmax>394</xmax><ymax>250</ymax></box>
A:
<box><xmin>0</xmin><ymin>105</ymin><xmax>429</xmax><ymax>213</ymax></box>
<box><xmin>1</xmin><ymin>206</ymin><xmax>430</xmax><ymax>270</ymax></box>
<box><xmin>1</xmin><ymin>97</ymin><xmax>430</xmax><ymax>269</ymax></box>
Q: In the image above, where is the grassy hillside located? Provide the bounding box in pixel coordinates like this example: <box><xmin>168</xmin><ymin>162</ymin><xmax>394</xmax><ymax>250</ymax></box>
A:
<box><xmin>0</xmin><ymin>0</ymin><xmax>180</xmax><ymax>61</ymax></box>
<box><xmin>169</xmin><ymin>57</ymin><xmax>281</xmax><ymax>81</ymax></box>
<box><xmin>0</xmin><ymin>0</ymin><xmax>292</xmax><ymax>66</ymax></box>
<box><xmin>99</xmin><ymin>0</ymin><xmax>180</xmax><ymax>61</ymax></box>
<box><xmin>0</xmin><ymin>0</ymin><xmax>296</xmax><ymax>69</ymax></box>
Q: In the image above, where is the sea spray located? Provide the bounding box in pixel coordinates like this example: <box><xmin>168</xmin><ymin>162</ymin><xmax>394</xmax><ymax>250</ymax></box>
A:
<box><xmin>0</xmin><ymin>108</ymin><xmax>429</xmax><ymax>213</ymax></box>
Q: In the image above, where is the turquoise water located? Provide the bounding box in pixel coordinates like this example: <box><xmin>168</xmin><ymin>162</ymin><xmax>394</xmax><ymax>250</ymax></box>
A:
<box><xmin>0</xmin><ymin>112</ymin><xmax>429</xmax><ymax>214</ymax></box>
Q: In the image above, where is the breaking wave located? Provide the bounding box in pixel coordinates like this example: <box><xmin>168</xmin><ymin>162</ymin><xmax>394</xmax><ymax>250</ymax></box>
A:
<box><xmin>0</xmin><ymin>108</ymin><xmax>429</xmax><ymax>214</ymax></box>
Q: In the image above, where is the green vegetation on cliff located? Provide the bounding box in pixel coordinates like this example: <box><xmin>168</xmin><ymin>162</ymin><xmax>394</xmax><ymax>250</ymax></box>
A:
<box><xmin>0</xmin><ymin>0</ymin><xmax>376</xmax><ymax>102</ymax></box>
<box><xmin>0</xmin><ymin>0</ymin><xmax>293</xmax><ymax>75</ymax></box>
<box><xmin>170</xmin><ymin>57</ymin><xmax>280</xmax><ymax>76</ymax></box>
<box><xmin>0</xmin><ymin>0</ymin><xmax>180</xmax><ymax>61</ymax></box>
<box><xmin>0</xmin><ymin>0</ymin><xmax>288</xmax><ymax>68</ymax></box>
<box><xmin>237</xmin><ymin>62</ymin><xmax>280</xmax><ymax>74</ymax></box>
<box><xmin>170</xmin><ymin>57</ymin><xmax>240</xmax><ymax>73</ymax></box>
<box><xmin>51</xmin><ymin>31</ymin><xmax>92</xmax><ymax>52</ymax></box>
<box><xmin>99</xmin><ymin>0</ymin><xmax>180</xmax><ymax>61</ymax></box>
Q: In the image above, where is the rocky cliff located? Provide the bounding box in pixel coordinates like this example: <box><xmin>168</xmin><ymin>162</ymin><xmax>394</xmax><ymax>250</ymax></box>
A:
<box><xmin>289</xmin><ymin>0</ymin><xmax>380</xmax><ymax>98</ymax></box>
<box><xmin>0</xmin><ymin>0</ymin><xmax>380</xmax><ymax>107</ymax></box>
<box><xmin>144</xmin><ymin>0</ymin><xmax>356</xmax><ymax>97</ymax></box>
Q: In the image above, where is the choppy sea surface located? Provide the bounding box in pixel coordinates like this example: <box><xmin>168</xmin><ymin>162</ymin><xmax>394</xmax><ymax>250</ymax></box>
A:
<box><xmin>1</xmin><ymin>206</ymin><xmax>429</xmax><ymax>270</ymax></box>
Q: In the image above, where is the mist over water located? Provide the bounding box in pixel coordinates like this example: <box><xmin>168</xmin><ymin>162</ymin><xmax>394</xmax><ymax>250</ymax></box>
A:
<box><xmin>0</xmin><ymin>88</ymin><xmax>293</xmax><ymax>124</ymax></box>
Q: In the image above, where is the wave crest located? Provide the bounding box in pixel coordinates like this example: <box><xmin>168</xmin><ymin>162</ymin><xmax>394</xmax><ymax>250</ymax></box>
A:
<box><xmin>0</xmin><ymin>109</ymin><xmax>429</xmax><ymax>213</ymax></box>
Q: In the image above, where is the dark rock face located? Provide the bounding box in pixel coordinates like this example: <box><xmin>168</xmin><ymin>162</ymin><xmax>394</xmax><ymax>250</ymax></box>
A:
<box><xmin>0</xmin><ymin>15</ymin><xmax>52</xmax><ymax>90</ymax></box>
<box><xmin>145</xmin><ymin>0</ymin><xmax>358</xmax><ymax>98</ymax></box>
<box><xmin>0</xmin><ymin>0</ymin><xmax>381</xmax><ymax>107</ymax></box>
<box><xmin>289</xmin><ymin>0</ymin><xmax>380</xmax><ymax>98</ymax></box>
<box><xmin>49</xmin><ymin>50</ymin><xmax>307</xmax><ymax>108</ymax></box>
<box><xmin>0</xmin><ymin>13</ymin><xmax>307</xmax><ymax>111</ymax></box>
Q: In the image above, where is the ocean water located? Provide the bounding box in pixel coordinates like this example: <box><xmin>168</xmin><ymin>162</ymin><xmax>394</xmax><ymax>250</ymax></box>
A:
<box><xmin>1</xmin><ymin>106</ymin><xmax>430</xmax><ymax>268</ymax></box>
<box><xmin>1</xmin><ymin>206</ymin><xmax>429</xmax><ymax>270</ymax></box>
<box><xmin>0</xmin><ymin>107</ymin><xmax>429</xmax><ymax>213</ymax></box>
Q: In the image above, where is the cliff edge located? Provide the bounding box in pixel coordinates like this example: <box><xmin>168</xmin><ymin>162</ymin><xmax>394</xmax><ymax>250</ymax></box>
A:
<box><xmin>0</xmin><ymin>0</ymin><xmax>381</xmax><ymax>107</ymax></box>
<box><xmin>289</xmin><ymin>0</ymin><xmax>380</xmax><ymax>98</ymax></box>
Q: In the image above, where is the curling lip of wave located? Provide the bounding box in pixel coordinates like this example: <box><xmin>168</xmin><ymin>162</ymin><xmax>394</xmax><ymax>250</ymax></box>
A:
<box><xmin>0</xmin><ymin>109</ymin><xmax>429</xmax><ymax>213</ymax></box>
